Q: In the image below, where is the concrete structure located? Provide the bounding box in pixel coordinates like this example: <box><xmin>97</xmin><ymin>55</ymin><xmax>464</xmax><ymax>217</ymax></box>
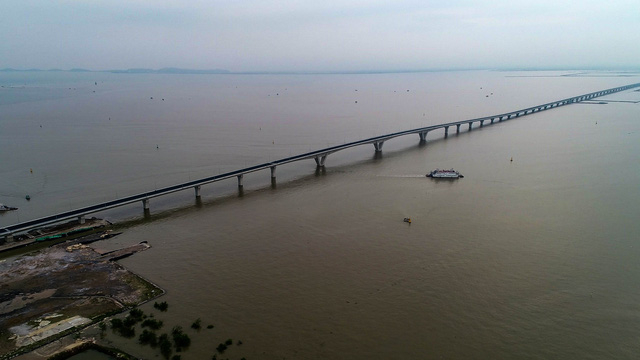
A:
<box><xmin>2</xmin><ymin>83</ymin><xmax>638</xmax><ymax>240</ymax></box>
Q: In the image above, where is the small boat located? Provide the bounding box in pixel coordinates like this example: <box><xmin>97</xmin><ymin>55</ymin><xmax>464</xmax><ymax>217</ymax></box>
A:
<box><xmin>426</xmin><ymin>169</ymin><xmax>464</xmax><ymax>179</ymax></box>
<box><xmin>403</xmin><ymin>217</ymin><xmax>412</xmax><ymax>223</ymax></box>
<box><xmin>0</xmin><ymin>204</ymin><xmax>18</xmax><ymax>212</ymax></box>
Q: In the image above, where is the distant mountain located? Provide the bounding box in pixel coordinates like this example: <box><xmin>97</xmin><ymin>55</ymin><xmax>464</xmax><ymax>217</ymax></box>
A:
<box><xmin>109</xmin><ymin>68</ymin><xmax>230</xmax><ymax>74</ymax></box>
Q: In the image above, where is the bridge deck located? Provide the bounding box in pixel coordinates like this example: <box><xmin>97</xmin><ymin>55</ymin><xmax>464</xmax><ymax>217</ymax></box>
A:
<box><xmin>3</xmin><ymin>83</ymin><xmax>639</xmax><ymax>236</ymax></box>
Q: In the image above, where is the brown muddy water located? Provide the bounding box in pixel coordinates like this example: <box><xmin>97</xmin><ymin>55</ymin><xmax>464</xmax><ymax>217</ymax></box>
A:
<box><xmin>2</xmin><ymin>71</ymin><xmax>640</xmax><ymax>359</ymax></box>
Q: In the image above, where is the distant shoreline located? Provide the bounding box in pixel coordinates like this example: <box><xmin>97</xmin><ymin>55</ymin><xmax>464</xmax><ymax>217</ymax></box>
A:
<box><xmin>3</xmin><ymin>67</ymin><xmax>639</xmax><ymax>76</ymax></box>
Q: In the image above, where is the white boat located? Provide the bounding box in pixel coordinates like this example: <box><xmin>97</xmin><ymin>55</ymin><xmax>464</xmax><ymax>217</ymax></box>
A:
<box><xmin>426</xmin><ymin>169</ymin><xmax>463</xmax><ymax>179</ymax></box>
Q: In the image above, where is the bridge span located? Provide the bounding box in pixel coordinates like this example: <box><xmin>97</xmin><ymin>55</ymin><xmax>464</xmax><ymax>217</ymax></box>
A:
<box><xmin>2</xmin><ymin>83</ymin><xmax>639</xmax><ymax>239</ymax></box>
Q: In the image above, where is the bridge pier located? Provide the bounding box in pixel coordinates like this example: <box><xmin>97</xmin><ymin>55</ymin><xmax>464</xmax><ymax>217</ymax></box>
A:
<box><xmin>237</xmin><ymin>174</ymin><xmax>244</xmax><ymax>188</ymax></box>
<box><xmin>418</xmin><ymin>131</ymin><xmax>429</xmax><ymax>142</ymax></box>
<box><xmin>373</xmin><ymin>141</ymin><xmax>384</xmax><ymax>152</ymax></box>
<box><xmin>194</xmin><ymin>185</ymin><xmax>201</xmax><ymax>198</ymax></box>
<box><xmin>480</xmin><ymin>120</ymin><xmax>485</xmax><ymax>127</ymax></box>
<box><xmin>456</xmin><ymin>124</ymin><xmax>461</xmax><ymax>133</ymax></box>
<box><xmin>444</xmin><ymin>126</ymin><xmax>449</xmax><ymax>137</ymax></box>
<box><xmin>490</xmin><ymin>118</ymin><xmax>494</xmax><ymax>124</ymax></box>
<box><xmin>142</xmin><ymin>198</ymin><xmax>149</xmax><ymax>211</ymax></box>
<box><xmin>314</xmin><ymin>154</ymin><xmax>328</xmax><ymax>167</ymax></box>
<box><xmin>3</xmin><ymin>233</ymin><xmax>14</xmax><ymax>243</ymax></box>
<box><xmin>270</xmin><ymin>166</ymin><xmax>277</xmax><ymax>187</ymax></box>
<box><xmin>468</xmin><ymin>122</ymin><xmax>473</xmax><ymax>130</ymax></box>
<box><xmin>78</xmin><ymin>215</ymin><xmax>85</xmax><ymax>224</ymax></box>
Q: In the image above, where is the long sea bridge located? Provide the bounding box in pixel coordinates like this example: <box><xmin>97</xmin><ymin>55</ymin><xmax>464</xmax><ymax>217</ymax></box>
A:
<box><xmin>2</xmin><ymin>83</ymin><xmax>639</xmax><ymax>240</ymax></box>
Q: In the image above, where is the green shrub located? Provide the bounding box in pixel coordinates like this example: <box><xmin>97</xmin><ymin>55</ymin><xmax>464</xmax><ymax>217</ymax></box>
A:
<box><xmin>119</xmin><ymin>325</ymin><xmax>136</xmax><ymax>339</ymax></box>
<box><xmin>216</xmin><ymin>343</ymin><xmax>227</xmax><ymax>354</ymax></box>
<box><xmin>129</xmin><ymin>308</ymin><xmax>144</xmax><ymax>321</ymax></box>
<box><xmin>154</xmin><ymin>301</ymin><xmax>169</xmax><ymax>312</ymax></box>
<box><xmin>141</xmin><ymin>318</ymin><xmax>164</xmax><ymax>330</ymax></box>
<box><xmin>171</xmin><ymin>326</ymin><xmax>191</xmax><ymax>352</ymax></box>
<box><xmin>159</xmin><ymin>333</ymin><xmax>172</xmax><ymax>359</ymax></box>
<box><xmin>139</xmin><ymin>329</ymin><xmax>158</xmax><ymax>347</ymax></box>
<box><xmin>122</xmin><ymin>316</ymin><xmax>137</xmax><ymax>328</ymax></box>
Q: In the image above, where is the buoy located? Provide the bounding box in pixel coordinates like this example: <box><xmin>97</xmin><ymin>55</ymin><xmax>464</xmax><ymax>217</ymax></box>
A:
<box><xmin>30</xmin><ymin>168</ymin><xmax>33</xmax><ymax>173</ymax></box>
<box><xmin>26</xmin><ymin>195</ymin><xmax>31</xmax><ymax>200</ymax></box>
<box><xmin>510</xmin><ymin>157</ymin><xmax>513</xmax><ymax>162</ymax></box>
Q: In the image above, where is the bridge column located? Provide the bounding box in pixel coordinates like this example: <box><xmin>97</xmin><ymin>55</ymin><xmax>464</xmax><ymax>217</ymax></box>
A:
<box><xmin>314</xmin><ymin>154</ymin><xmax>328</xmax><ymax>167</ymax></box>
<box><xmin>444</xmin><ymin>126</ymin><xmax>449</xmax><ymax>137</ymax></box>
<box><xmin>418</xmin><ymin>131</ymin><xmax>429</xmax><ymax>142</ymax></box>
<box><xmin>237</xmin><ymin>174</ymin><xmax>244</xmax><ymax>188</ymax></box>
<box><xmin>373</xmin><ymin>141</ymin><xmax>384</xmax><ymax>152</ymax></box>
<box><xmin>456</xmin><ymin>124</ymin><xmax>461</xmax><ymax>133</ymax></box>
<box><xmin>194</xmin><ymin>185</ymin><xmax>201</xmax><ymax>198</ymax></box>
<box><xmin>77</xmin><ymin>215</ymin><xmax>85</xmax><ymax>224</ymax></box>
<box><xmin>142</xmin><ymin>198</ymin><xmax>149</xmax><ymax>211</ymax></box>
<box><xmin>270</xmin><ymin>166</ymin><xmax>277</xmax><ymax>187</ymax></box>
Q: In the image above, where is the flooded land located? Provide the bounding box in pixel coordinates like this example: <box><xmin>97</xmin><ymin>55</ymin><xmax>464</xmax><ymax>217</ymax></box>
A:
<box><xmin>0</xmin><ymin>227</ymin><xmax>159</xmax><ymax>359</ymax></box>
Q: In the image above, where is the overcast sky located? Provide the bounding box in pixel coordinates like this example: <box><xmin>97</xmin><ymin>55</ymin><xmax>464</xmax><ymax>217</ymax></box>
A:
<box><xmin>1</xmin><ymin>0</ymin><xmax>638</xmax><ymax>72</ymax></box>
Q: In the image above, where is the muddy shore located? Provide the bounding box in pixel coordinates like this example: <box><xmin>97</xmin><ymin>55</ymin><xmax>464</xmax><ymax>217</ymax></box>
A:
<box><xmin>0</xmin><ymin>223</ymin><xmax>162</xmax><ymax>359</ymax></box>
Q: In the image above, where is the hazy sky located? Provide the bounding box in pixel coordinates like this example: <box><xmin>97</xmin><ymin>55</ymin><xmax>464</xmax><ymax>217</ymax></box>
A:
<box><xmin>1</xmin><ymin>0</ymin><xmax>638</xmax><ymax>72</ymax></box>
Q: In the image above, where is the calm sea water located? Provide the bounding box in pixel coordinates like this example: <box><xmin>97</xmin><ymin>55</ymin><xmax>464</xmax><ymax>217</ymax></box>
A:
<box><xmin>2</xmin><ymin>70</ymin><xmax>640</xmax><ymax>359</ymax></box>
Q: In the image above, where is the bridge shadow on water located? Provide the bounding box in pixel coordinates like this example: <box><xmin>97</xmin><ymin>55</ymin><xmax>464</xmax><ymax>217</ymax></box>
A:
<box><xmin>111</xmin><ymin>139</ymin><xmax>462</xmax><ymax>229</ymax></box>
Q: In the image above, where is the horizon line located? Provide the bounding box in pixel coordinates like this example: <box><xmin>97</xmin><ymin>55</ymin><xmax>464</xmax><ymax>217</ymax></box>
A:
<box><xmin>2</xmin><ymin>66</ymin><xmax>640</xmax><ymax>76</ymax></box>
